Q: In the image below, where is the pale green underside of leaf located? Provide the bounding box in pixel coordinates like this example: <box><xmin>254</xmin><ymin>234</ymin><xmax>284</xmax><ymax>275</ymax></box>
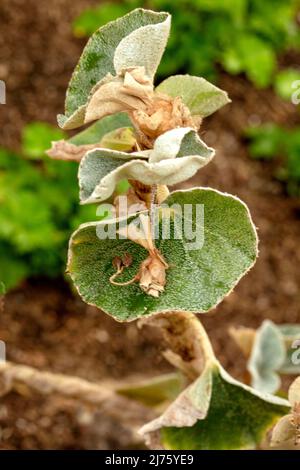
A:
<box><xmin>69</xmin><ymin>113</ymin><xmax>132</xmax><ymax>146</ymax></box>
<box><xmin>58</xmin><ymin>9</ymin><xmax>170</xmax><ymax>129</ymax></box>
<box><xmin>159</xmin><ymin>366</ymin><xmax>289</xmax><ymax>450</ymax></box>
<box><xmin>156</xmin><ymin>75</ymin><xmax>231</xmax><ymax>117</ymax></box>
<box><xmin>248</xmin><ymin>320</ymin><xmax>286</xmax><ymax>394</ymax></box>
<box><xmin>68</xmin><ymin>188</ymin><xmax>258</xmax><ymax>321</ymax></box>
<box><xmin>79</xmin><ymin>128</ymin><xmax>214</xmax><ymax>204</ymax></box>
<box><xmin>247</xmin><ymin>322</ymin><xmax>300</xmax><ymax>387</ymax></box>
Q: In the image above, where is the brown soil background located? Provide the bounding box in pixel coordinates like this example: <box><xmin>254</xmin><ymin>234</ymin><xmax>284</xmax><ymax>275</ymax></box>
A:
<box><xmin>0</xmin><ymin>0</ymin><xmax>299</xmax><ymax>449</ymax></box>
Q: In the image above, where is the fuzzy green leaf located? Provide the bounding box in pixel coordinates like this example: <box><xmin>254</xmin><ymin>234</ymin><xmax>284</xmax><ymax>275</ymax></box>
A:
<box><xmin>68</xmin><ymin>188</ymin><xmax>258</xmax><ymax>321</ymax></box>
<box><xmin>58</xmin><ymin>9</ymin><xmax>170</xmax><ymax>129</ymax></box>
<box><xmin>140</xmin><ymin>315</ymin><xmax>289</xmax><ymax>450</ymax></box>
<box><xmin>79</xmin><ymin>128</ymin><xmax>214</xmax><ymax>204</ymax></box>
<box><xmin>156</xmin><ymin>75</ymin><xmax>231</xmax><ymax>117</ymax></box>
<box><xmin>232</xmin><ymin>322</ymin><xmax>300</xmax><ymax>391</ymax></box>
<box><xmin>152</xmin><ymin>366</ymin><xmax>289</xmax><ymax>450</ymax></box>
<box><xmin>98</xmin><ymin>128</ymin><xmax>136</xmax><ymax>152</ymax></box>
<box><xmin>248</xmin><ymin>320</ymin><xmax>286</xmax><ymax>394</ymax></box>
<box><xmin>47</xmin><ymin>114</ymin><xmax>135</xmax><ymax>162</ymax></box>
<box><xmin>69</xmin><ymin>113</ymin><xmax>132</xmax><ymax>146</ymax></box>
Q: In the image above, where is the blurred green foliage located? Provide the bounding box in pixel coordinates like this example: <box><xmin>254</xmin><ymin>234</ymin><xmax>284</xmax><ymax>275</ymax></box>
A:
<box><xmin>246</xmin><ymin>123</ymin><xmax>300</xmax><ymax>196</ymax></box>
<box><xmin>0</xmin><ymin>122</ymin><xmax>97</xmax><ymax>290</ymax></box>
<box><xmin>72</xmin><ymin>0</ymin><xmax>300</xmax><ymax>89</ymax></box>
<box><xmin>275</xmin><ymin>68</ymin><xmax>300</xmax><ymax>101</ymax></box>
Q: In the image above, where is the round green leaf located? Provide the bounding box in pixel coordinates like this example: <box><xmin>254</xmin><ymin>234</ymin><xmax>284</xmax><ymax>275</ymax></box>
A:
<box><xmin>68</xmin><ymin>188</ymin><xmax>258</xmax><ymax>321</ymax></box>
<box><xmin>156</xmin><ymin>75</ymin><xmax>230</xmax><ymax>117</ymax></box>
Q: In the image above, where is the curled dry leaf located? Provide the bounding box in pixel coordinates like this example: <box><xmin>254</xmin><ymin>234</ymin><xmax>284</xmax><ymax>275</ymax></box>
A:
<box><xmin>47</xmin><ymin>140</ymin><xmax>98</xmax><ymax>162</ymax></box>
<box><xmin>66</xmin><ymin>71</ymin><xmax>207</xmax><ymax>152</ymax></box>
<box><xmin>115</xmin><ymin>214</ymin><xmax>168</xmax><ymax>298</ymax></box>
<box><xmin>103</xmin><ymin>252</ymin><xmax>161</xmax><ymax>297</ymax></box>
<box><xmin>47</xmin><ymin>127</ymin><xmax>137</xmax><ymax>162</ymax></box>
<box><xmin>84</xmin><ymin>67</ymin><xmax>153</xmax><ymax>126</ymax></box>
<box><xmin>79</xmin><ymin>127</ymin><xmax>214</xmax><ymax>204</ymax></box>
<box><xmin>79</xmin><ymin>65</ymin><xmax>199</xmax><ymax>148</ymax></box>
<box><xmin>136</xmin><ymin>249</ymin><xmax>168</xmax><ymax>298</ymax></box>
<box><xmin>57</xmin><ymin>9</ymin><xmax>230</xmax><ymax>153</ymax></box>
<box><xmin>130</xmin><ymin>92</ymin><xmax>199</xmax><ymax>148</ymax></box>
<box><xmin>58</xmin><ymin>9</ymin><xmax>171</xmax><ymax>130</ymax></box>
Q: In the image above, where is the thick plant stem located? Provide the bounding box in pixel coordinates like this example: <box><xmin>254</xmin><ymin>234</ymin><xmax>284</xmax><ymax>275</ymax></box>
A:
<box><xmin>139</xmin><ymin>311</ymin><xmax>216</xmax><ymax>381</ymax></box>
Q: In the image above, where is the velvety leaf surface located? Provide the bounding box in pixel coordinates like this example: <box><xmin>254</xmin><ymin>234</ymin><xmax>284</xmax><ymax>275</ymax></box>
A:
<box><xmin>79</xmin><ymin>149</ymin><xmax>143</xmax><ymax>203</ymax></box>
<box><xmin>156</xmin><ymin>75</ymin><xmax>231</xmax><ymax>117</ymax></box>
<box><xmin>58</xmin><ymin>9</ymin><xmax>170</xmax><ymax>129</ymax></box>
<box><xmin>69</xmin><ymin>113</ymin><xmax>132</xmax><ymax>146</ymax></box>
<box><xmin>248</xmin><ymin>320</ymin><xmax>286</xmax><ymax>394</ymax></box>
<box><xmin>159</xmin><ymin>367</ymin><xmax>289</xmax><ymax>450</ymax></box>
<box><xmin>68</xmin><ymin>188</ymin><xmax>258</xmax><ymax>321</ymax></box>
<box><xmin>139</xmin><ymin>315</ymin><xmax>289</xmax><ymax>450</ymax></box>
<box><xmin>79</xmin><ymin>128</ymin><xmax>214</xmax><ymax>203</ymax></box>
